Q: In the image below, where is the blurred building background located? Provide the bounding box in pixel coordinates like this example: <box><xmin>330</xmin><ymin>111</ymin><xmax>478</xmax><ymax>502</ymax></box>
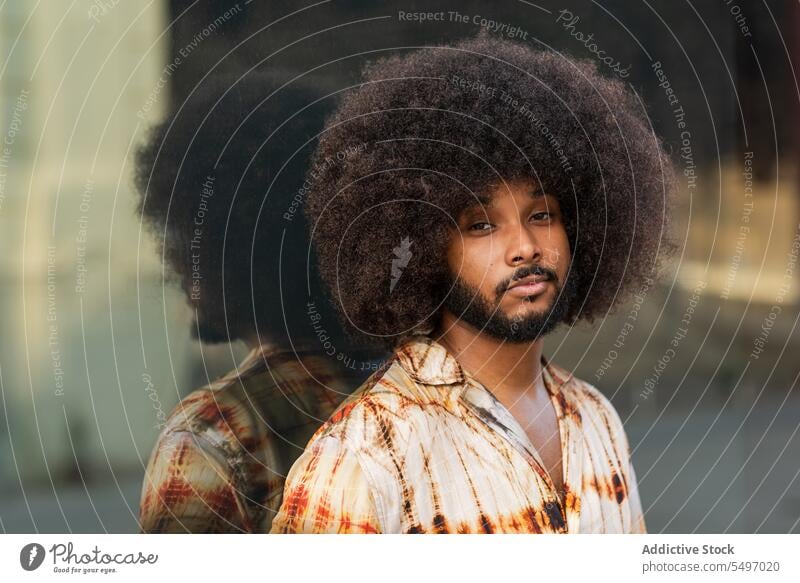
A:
<box><xmin>0</xmin><ymin>0</ymin><xmax>798</xmax><ymax>533</ymax></box>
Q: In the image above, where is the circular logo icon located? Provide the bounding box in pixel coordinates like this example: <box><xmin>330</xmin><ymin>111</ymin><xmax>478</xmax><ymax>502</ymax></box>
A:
<box><xmin>20</xmin><ymin>543</ymin><xmax>46</xmax><ymax>571</ymax></box>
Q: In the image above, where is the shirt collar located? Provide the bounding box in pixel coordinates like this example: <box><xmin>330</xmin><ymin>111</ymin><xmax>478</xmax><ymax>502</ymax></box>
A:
<box><xmin>218</xmin><ymin>337</ymin><xmax>314</xmax><ymax>382</ymax></box>
<box><xmin>394</xmin><ymin>334</ymin><xmax>573</xmax><ymax>393</ymax></box>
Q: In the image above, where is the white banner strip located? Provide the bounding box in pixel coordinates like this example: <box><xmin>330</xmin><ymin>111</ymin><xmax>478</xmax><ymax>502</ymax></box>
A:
<box><xmin>1</xmin><ymin>534</ymin><xmax>797</xmax><ymax>582</ymax></box>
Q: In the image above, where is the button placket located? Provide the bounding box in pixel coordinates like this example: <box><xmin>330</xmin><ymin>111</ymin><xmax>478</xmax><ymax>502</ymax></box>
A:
<box><xmin>460</xmin><ymin>374</ymin><xmax>569</xmax><ymax>533</ymax></box>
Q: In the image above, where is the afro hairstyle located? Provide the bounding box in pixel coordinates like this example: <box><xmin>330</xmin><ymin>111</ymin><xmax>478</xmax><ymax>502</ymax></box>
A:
<box><xmin>304</xmin><ymin>34</ymin><xmax>677</xmax><ymax>349</ymax></box>
<box><xmin>134</xmin><ymin>71</ymin><xmax>341</xmax><ymax>344</ymax></box>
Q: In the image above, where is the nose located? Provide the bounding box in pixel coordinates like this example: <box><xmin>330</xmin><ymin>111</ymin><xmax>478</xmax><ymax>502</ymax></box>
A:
<box><xmin>504</xmin><ymin>223</ymin><xmax>541</xmax><ymax>266</ymax></box>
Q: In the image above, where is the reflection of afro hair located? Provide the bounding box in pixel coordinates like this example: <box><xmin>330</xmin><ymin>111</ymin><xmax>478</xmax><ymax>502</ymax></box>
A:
<box><xmin>305</xmin><ymin>35</ymin><xmax>677</xmax><ymax>349</ymax></box>
<box><xmin>134</xmin><ymin>73</ymin><xmax>336</xmax><ymax>344</ymax></box>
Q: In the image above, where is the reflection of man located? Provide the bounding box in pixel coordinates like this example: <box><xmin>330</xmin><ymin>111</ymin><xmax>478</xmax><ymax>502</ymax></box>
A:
<box><xmin>134</xmin><ymin>74</ymin><xmax>377</xmax><ymax>533</ymax></box>
<box><xmin>271</xmin><ymin>36</ymin><xmax>675</xmax><ymax>534</ymax></box>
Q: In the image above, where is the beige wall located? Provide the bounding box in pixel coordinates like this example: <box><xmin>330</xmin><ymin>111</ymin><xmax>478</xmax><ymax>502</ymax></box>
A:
<box><xmin>0</xmin><ymin>1</ymin><xmax>203</xmax><ymax>486</ymax></box>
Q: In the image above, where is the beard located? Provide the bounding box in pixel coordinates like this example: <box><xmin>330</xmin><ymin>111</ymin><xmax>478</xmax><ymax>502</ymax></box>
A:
<box><xmin>443</xmin><ymin>263</ymin><xmax>578</xmax><ymax>343</ymax></box>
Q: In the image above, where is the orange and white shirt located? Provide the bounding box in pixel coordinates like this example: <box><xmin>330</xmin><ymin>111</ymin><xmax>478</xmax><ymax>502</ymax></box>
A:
<box><xmin>270</xmin><ymin>334</ymin><xmax>646</xmax><ymax>534</ymax></box>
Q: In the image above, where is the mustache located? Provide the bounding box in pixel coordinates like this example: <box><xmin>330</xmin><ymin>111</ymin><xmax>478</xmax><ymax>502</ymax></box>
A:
<box><xmin>496</xmin><ymin>264</ymin><xmax>558</xmax><ymax>295</ymax></box>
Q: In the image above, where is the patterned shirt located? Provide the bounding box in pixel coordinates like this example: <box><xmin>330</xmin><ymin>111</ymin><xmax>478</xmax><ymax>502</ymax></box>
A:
<box><xmin>138</xmin><ymin>344</ymin><xmax>372</xmax><ymax>533</ymax></box>
<box><xmin>270</xmin><ymin>334</ymin><xmax>646</xmax><ymax>534</ymax></box>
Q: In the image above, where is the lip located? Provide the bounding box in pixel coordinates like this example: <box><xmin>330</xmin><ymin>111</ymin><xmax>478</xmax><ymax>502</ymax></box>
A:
<box><xmin>506</xmin><ymin>275</ymin><xmax>550</xmax><ymax>298</ymax></box>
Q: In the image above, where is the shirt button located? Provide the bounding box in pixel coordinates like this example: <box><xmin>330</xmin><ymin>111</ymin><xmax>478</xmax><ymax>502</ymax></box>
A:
<box><xmin>543</xmin><ymin>500</ymin><xmax>566</xmax><ymax>531</ymax></box>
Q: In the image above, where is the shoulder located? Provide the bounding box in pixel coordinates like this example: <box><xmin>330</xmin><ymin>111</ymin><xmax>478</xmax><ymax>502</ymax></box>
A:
<box><xmin>569</xmin><ymin>374</ymin><xmax>620</xmax><ymax>418</ymax></box>
<box><xmin>142</xmin><ymin>382</ymin><xmax>265</xmax><ymax>520</ymax></box>
<box><xmin>156</xmin><ymin>382</ymin><xmax>259</xmax><ymax>452</ymax></box>
<box><xmin>139</xmin><ymin>388</ymin><xmax>252</xmax><ymax>532</ymax></box>
<box><xmin>271</xmin><ymin>432</ymin><xmax>383</xmax><ymax>533</ymax></box>
<box><xmin>552</xmin><ymin>360</ymin><xmax>619</xmax><ymax>419</ymax></box>
<box><xmin>557</xmin><ymin>366</ymin><xmax>632</xmax><ymax>452</ymax></box>
<box><xmin>306</xmin><ymin>355</ymin><xmax>452</xmax><ymax>449</ymax></box>
<box><xmin>143</xmin><ymin>382</ymin><xmax>257</xmax><ymax>498</ymax></box>
<box><xmin>160</xmin><ymin>346</ymin><xmax>354</xmax><ymax>447</ymax></box>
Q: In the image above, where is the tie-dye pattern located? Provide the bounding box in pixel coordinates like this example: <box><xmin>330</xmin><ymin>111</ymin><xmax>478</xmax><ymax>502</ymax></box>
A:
<box><xmin>138</xmin><ymin>345</ymin><xmax>359</xmax><ymax>533</ymax></box>
<box><xmin>271</xmin><ymin>335</ymin><xmax>646</xmax><ymax>534</ymax></box>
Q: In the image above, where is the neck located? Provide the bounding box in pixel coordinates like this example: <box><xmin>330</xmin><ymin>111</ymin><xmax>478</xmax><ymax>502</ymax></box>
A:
<box><xmin>241</xmin><ymin>331</ymin><xmax>282</xmax><ymax>352</ymax></box>
<box><xmin>432</xmin><ymin>310</ymin><xmax>546</xmax><ymax>398</ymax></box>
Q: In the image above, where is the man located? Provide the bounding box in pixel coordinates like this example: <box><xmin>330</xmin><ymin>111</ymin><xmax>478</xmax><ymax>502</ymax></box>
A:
<box><xmin>134</xmin><ymin>73</ymin><xmax>379</xmax><ymax>532</ymax></box>
<box><xmin>270</xmin><ymin>35</ymin><xmax>675</xmax><ymax>534</ymax></box>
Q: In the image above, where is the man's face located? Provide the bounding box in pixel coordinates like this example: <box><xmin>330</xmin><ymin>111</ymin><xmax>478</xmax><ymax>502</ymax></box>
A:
<box><xmin>443</xmin><ymin>179</ymin><xmax>576</xmax><ymax>342</ymax></box>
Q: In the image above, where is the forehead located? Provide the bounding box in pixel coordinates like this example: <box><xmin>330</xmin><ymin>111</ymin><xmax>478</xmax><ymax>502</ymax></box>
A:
<box><xmin>463</xmin><ymin>181</ymin><xmax>550</xmax><ymax>211</ymax></box>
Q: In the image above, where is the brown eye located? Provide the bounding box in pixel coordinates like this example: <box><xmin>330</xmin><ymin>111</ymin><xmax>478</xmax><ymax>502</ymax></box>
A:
<box><xmin>530</xmin><ymin>212</ymin><xmax>552</xmax><ymax>222</ymax></box>
<box><xmin>468</xmin><ymin>222</ymin><xmax>493</xmax><ymax>231</ymax></box>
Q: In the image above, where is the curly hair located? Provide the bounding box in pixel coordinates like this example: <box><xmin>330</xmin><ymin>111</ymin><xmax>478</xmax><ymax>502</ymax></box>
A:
<box><xmin>305</xmin><ymin>35</ymin><xmax>677</xmax><ymax>349</ymax></box>
<box><xmin>134</xmin><ymin>72</ymin><xmax>340</xmax><ymax>344</ymax></box>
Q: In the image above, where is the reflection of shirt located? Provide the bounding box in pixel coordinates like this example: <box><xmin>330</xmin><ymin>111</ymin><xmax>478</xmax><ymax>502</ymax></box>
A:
<box><xmin>270</xmin><ymin>334</ymin><xmax>646</xmax><ymax>534</ymax></box>
<box><xmin>138</xmin><ymin>345</ymin><xmax>364</xmax><ymax>533</ymax></box>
